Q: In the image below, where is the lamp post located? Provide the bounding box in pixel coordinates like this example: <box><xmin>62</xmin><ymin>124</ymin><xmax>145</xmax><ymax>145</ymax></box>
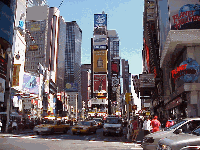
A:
<box><xmin>6</xmin><ymin>47</ymin><xmax>13</xmax><ymax>133</ymax></box>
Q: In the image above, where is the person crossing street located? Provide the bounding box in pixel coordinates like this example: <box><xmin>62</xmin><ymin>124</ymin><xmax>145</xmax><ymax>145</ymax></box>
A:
<box><xmin>151</xmin><ymin>116</ymin><xmax>161</xmax><ymax>133</ymax></box>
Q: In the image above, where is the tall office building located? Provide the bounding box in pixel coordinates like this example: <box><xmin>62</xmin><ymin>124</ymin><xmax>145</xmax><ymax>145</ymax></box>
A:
<box><xmin>65</xmin><ymin>21</ymin><xmax>82</xmax><ymax>112</ymax></box>
<box><xmin>25</xmin><ymin>5</ymin><xmax>49</xmax><ymax>74</ymax></box>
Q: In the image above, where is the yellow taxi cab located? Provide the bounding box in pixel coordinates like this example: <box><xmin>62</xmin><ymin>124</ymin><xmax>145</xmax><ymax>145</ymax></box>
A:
<box><xmin>33</xmin><ymin>120</ymin><xmax>70</xmax><ymax>135</ymax></box>
<box><xmin>72</xmin><ymin>121</ymin><xmax>97</xmax><ymax>135</ymax></box>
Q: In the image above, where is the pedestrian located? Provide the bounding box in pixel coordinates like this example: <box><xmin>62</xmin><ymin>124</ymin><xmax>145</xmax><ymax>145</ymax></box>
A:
<box><xmin>151</xmin><ymin>116</ymin><xmax>161</xmax><ymax>133</ymax></box>
<box><xmin>12</xmin><ymin>120</ymin><xmax>18</xmax><ymax>133</ymax></box>
<box><xmin>142</xmin><ymin>117</ymin><xmax>151</xmax><ymax>136</ymax></box>
<box><xmin>165</xmin><ymin>117</ymin><xmax>174</xmax><ymax>128</ymax></box>
<box><xmin>131</xmin><ymin>116</ymin><xmax>139</xmax><ymax>142</ymax></box>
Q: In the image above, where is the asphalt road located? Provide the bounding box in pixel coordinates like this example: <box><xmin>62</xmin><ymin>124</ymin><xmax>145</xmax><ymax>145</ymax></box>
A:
<box><xmin>0</xmin><ymin>127</ymin><xmax>143</xmax><ymax>150</ymax></box>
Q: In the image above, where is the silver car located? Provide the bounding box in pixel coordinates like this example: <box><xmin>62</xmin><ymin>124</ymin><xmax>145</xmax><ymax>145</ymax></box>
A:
<box><xmin>157</xmin><ymin>126</ymin><xmax>200</xmax><ymax>150</ymax></box>
<box><xmin>142</xmin><ymin>118</ymin><xmax>200</xmax><ymax>150</ymax></box>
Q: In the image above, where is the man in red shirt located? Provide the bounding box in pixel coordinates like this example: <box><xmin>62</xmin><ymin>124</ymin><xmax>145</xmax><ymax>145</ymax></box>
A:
<box><xmin>151</xmin><ymin>116</ymin><xmax>161</xmax><ymax>133</ymax></box>
<box><xmin>165</xmin><ymin>118</ymin><xmax>174</xmax><ymax>128</ymax></box>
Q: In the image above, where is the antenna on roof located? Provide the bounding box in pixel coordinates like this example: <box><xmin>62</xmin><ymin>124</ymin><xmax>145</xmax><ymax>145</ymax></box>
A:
<box><xmin>102</xmin><ymin>11</ymin><xmax>105</xmax><ymax>14</ymax></box>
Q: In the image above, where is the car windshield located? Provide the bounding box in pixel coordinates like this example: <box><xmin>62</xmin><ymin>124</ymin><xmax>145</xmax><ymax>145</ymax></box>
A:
<box><xmin>78</xmin><ymin>121</ymin><xmax>91</xmax><ymax>126</ymax></box>
<box><xmin>93</xmin><ymin>118</ymin><xmax>102</xmax><ymax>122</ymax></box>
<box><xmin>105</xmin><ymin>118</ymin><xmax>119</xmax><ymax>124</ymax></box>
<box><xmin>164</xmin><ymin>120</ymin><xmax>187</xmax><ymax>131</ymax></box>
<box><xmin>192</xmin><ymin>126</ymin><xmax>200</xmax><ymax>136</ymax></box>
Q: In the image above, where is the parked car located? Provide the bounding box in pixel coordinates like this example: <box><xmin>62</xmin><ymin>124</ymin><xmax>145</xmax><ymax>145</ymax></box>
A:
<box><xmin>103</xmin><ymin>115</ymin><xmax>123</xmax><ymax>136</ymax></box>
<box><xmin>142</xmin><ymin>117</ymin><xmax>200</xmax><ymax>150</ymax></box>
<box><xmin>157</xmin><ymin>125</ymin><xmax>200</xmax><ymax>150</ymax></box>
<box><xmin>71</xmin><ymin>121</ymin><xmax>97</xmax><ymax>135</ymax></box>
<box><xmin>33</xmin><ymin>120</ymin><xmax>70</xmax><ymax>135</ymax></box>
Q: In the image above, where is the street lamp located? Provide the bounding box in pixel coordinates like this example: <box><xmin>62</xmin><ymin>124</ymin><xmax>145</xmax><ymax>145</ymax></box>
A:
<box><xmin>6</xmin><ymin>47</ymin><xmax>13</xmax><ymax>133</ymax></box>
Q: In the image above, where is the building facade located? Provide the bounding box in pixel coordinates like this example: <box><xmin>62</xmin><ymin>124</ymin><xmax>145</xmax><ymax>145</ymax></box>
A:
<box><xmin>65</xmin><ymin>21</ymin><xmax>82</xmax><ymax>113</ymax></box>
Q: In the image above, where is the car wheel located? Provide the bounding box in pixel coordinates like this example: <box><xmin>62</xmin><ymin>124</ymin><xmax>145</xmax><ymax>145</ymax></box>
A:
<box><xmin>103</xmin><ymin>132</ymin><xmax>106</xmax><ymax>136</ymax></box>
<box><xmin>63</xmin><ymin>128</ymin><xmax>68</xmax><ymax>134</ymax></box>
<box><xmin>50</xmin><ymin>128</ymin><xmax>54</xmax><ymax>134</ymax></box>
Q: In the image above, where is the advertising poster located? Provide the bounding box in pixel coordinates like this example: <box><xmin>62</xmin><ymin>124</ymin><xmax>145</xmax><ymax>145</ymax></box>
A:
<box><xmin>111</xmin><ymin>61</ymin><xmax>119</xmax><ymax>75</ymax></box>
<box><xmin>93</xmin><ymin>74</ymin><xmax>107</xmax><ymax>93</ymax></box>
<box><xmin>168</xmin><ymin>0</ymin><xmax>200</xmax><ymax>30</ymax></box>
<box><xmin>0</xmin><ymin>78</ymin><xmax>5</xmax><ymax>102</ymax></box>
<box><xmin>22</xmin><ymin>73</ymin><xmax>40</xmax><ymax>94</ymax></box>
<box><xmin>93</xmin><ymin>35</ymin><xmax>107</xmax><ymax>47</ymax></box>
<box><xmin>65</xmin><ymin>83</ymin><xmax>78</xmax><ymax>92</ymax></box>
<box><xmin>12</xmin><ymin>64</ymin><xmax>21</xmax><ymax>86</ymax></box>
<box><xmin>0</xmin><ymin>1</ymin><xmax>14</xmax><ymax>44</ymax></box>
<box><xmin>93</xmin><ymin>50</ymin><xmax>107</xmax><ymax>73</ymax></box>
<box><xmin>94</xmin><ymin>14</ymin><xmax>107</xmax><ymax>28</ymax></box>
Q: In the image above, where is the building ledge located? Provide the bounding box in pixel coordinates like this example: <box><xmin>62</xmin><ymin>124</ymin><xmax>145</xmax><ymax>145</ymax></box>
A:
<box><xmin>164</xmin><ymin>83</ymin><xmax>200</xmax><ymax>104</ymax></box>
<box><xmin>160</xmin><ymin>29</ymin><xmax>200</xmax><ymax>68</ymax></box>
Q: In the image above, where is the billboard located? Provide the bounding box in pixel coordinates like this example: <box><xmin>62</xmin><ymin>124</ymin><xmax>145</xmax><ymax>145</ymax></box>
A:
<box><xmin>0</xmin><ymin>1</ymin><xmax>14</xmax><ymax>44</ymax></box>
<box><xmin>12</xmin><ymin>64</ymin><xmax>21</xmax><ymax>86</ymax></box>
<box><xmin>26</xmin><ymin>5</ymin><xmax>48</xmax><ymax>21</ymax></box>
<box><xmin>65</xmin><ymin>83</ymin><xmax>78</xmax><ymax>92</ymax></box>
<box><xmin>139</xmin><ymin>74</ymin><xmax>155</xmax><ymax>88</ymax></box>
<box><xmin>93</xmin><ymin>74</ymin><xmax>107</xmax><ymax>93</ymax></box>
<box><xmin>94</xmin><ymin>14</ymin><xmax>107</xmax><ymax>28</ymax></box>
<box><xmin>22</xmin><ymin>73</ymin><xmax>40</xmax><ymax>94</ymax></box>
<box><xmin>111</xmin><ymin>61</ymin><xmax>119</xmax><ymax>75</ymax></box>
<box><xmin>93</xmin><ymin>35</ymin><xmax>107</xmax><ymax>46</ymax></box>
<box><xmin>168</xmin><ymin>0</ymin><xmax>200</xmax><ymax>30</ymax></box>
<box><xmin>93</xmin><ymin>50</ymin><xmax>107</xmax><ymax>73</ymax></box>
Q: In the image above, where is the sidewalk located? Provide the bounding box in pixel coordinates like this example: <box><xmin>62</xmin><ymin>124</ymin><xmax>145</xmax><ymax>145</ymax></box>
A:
<box><xmin>0</xmin><ymin>129</ymin><xmax>33</xmax><ymax>136</ymax></box>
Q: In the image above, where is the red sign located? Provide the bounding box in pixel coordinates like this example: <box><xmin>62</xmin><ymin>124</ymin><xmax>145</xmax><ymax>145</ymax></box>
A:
<box><xmin>111</xmin><ymin>61</ymin><xmax>119</xmax><ymax>74</ymax></box>
<box><xmin>93</xmin><ymin>74</ymin><xmax>107</xmax><ymax>93</ymax></box>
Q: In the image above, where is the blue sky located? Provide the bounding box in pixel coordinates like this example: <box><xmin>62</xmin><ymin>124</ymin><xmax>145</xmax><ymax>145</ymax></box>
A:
<box><xmin>47</xmin><ymin>0</ymin><xmax>144</xmax><ymax>75</ymax></box>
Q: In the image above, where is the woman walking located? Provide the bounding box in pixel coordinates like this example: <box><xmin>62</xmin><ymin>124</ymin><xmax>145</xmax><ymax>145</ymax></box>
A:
<box><xmin>131</xmin><ymin>116</ymin><xmax>139</xmax><ymax>142</ymax></box>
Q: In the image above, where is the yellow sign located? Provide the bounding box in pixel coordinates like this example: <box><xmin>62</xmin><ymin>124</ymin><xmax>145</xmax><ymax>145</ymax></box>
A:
<box><xmin>125</xmin><ymin>93</ymin><xmax>131</xmax><ymax>103</ymax></box>
<box><xmin>93</xmin><ymin>50</ymin><xmax>107</xmax><ymax>73</ymax></box>
<box><xmin>31</xmin><ymin>24</ymin><xmax>40</xmax><ymax>31</ymax></box>
<box><xmin>29</xmin><ymin>45</ymin><xmax>38</xmax><ymax>51</ymax></box>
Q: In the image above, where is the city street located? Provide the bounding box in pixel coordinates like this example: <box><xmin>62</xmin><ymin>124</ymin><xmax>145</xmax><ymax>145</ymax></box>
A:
<box><xmin>0</xmin><ymin>127</ymin><xmax>143</xmax><ymax>150</ymax></box>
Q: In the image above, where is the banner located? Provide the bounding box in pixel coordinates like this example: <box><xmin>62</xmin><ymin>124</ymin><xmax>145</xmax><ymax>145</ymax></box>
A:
<box><xmin>12</xmin><ymin>64</ymin><xmax>21</xmax><ymax>86</ymax></box>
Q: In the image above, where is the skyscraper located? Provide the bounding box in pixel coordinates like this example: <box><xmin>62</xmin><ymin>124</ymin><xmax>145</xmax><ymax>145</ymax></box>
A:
<box><xmin>65</xmin><ymin>21</ymin><xmax>82</xmax><ymax>112</ymax></box>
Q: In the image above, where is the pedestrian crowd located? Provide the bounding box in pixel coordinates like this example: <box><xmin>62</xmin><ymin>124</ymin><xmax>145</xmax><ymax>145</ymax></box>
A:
<box><xmin>127</xmin><ymin>115</ymin><xmax>177</xmax><ymax>143</ymax></box>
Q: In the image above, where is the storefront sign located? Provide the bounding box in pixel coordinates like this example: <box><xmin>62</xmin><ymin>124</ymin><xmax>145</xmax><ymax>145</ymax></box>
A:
<box><xmin>171</xmin><ymin>58</ymin><xmax>200</xmax><ymax>83</ymax></box>
<box><xmin>168</xmin><ymin>0</ymin><xmax>200</xmax><ymax>30</ymax></box>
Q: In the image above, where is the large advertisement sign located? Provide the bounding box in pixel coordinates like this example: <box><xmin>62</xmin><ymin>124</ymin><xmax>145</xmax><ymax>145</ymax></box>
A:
<box><xmin>171</xmin><ymin>58</ymin><xmax>200</xmax><ymax>83</ymax></box>
<box><xmin>26</xmin><ymin>5</ymin><xmax>48</xmax><ymax>21</ymax></box>
<box><xmin>168</xmin><ymin>0</ymin><xmax>200</xmax><ymax>30</ymax></box>
<box><xmin>0</xmin><ymin>78</ymin><xmax>5</xmax><ymax>102</ymax></box>
<box><xmin>93</xmin><ymin>50</ymin><xmax>107</xmax><ymax>73</ymax></box>
<box><xmin>94</xmin><ymin>14</ymin><xmax>107</xmax><ymax>28</ymax></box>
<box><xmin>111</xmin><ymin>61</ymin><xmax>119</xmax><ymax>75</ymax></box>
<box><xmin>0</xmin><ymin>1</ymin><xmax>14</xmax><ymax>44</ymax></box>
<box><xmin>65</xmin><ymin>83</ymin><xmax>78</xmax><ymax>92</ymax></box>
<box><xmin>93</xmin><ymin>35</ymin><xmax>107</xmax><ymax>47</ymax></box>
<box><xmin>22</xmin><ymin>73</ymin><xmax>40</xmax><ymax>94</ymax></box>
<box><xmin>139</xmin><ymin>74</ymin><xmax>155</xmax><ymax>88</ymax></box>
<box><xmin>93</xmin><ymin>74</ymin><xmax>107</xmax><ymax>93</ymax></box>
<box><xmin>12</xmin><ymin>64</ymin><xmax>21</xmax><ymax>86</ymax></box>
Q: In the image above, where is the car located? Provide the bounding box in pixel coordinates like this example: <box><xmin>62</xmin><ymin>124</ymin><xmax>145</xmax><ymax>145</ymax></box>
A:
<box><xmin>142</xmin><ymin>117</ymin><xmax>200</xmax><ymax>150</ymax></box>
<box><xmin>103</xmin><ymin>116</ymin><xmax>123</xmax><ymax>136</ymax></box>
<box><xmin>71</xmin><ymin>121</ymin><xmax>97</xmax><ymax>135</ymax></box>
<box><xmin>157</xmin><ymin>125</ymin><xmax>200</xmax><ymax>150</ymax></box>
<box><xmin>93</xmin><ymin>118</ymin><xmax>104</xmax><ymax>128</ymax></box>
<box><xmin>33</xmin><ymin>120</ymin><xmax>70</xmax><ymax>135</ymax></box>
